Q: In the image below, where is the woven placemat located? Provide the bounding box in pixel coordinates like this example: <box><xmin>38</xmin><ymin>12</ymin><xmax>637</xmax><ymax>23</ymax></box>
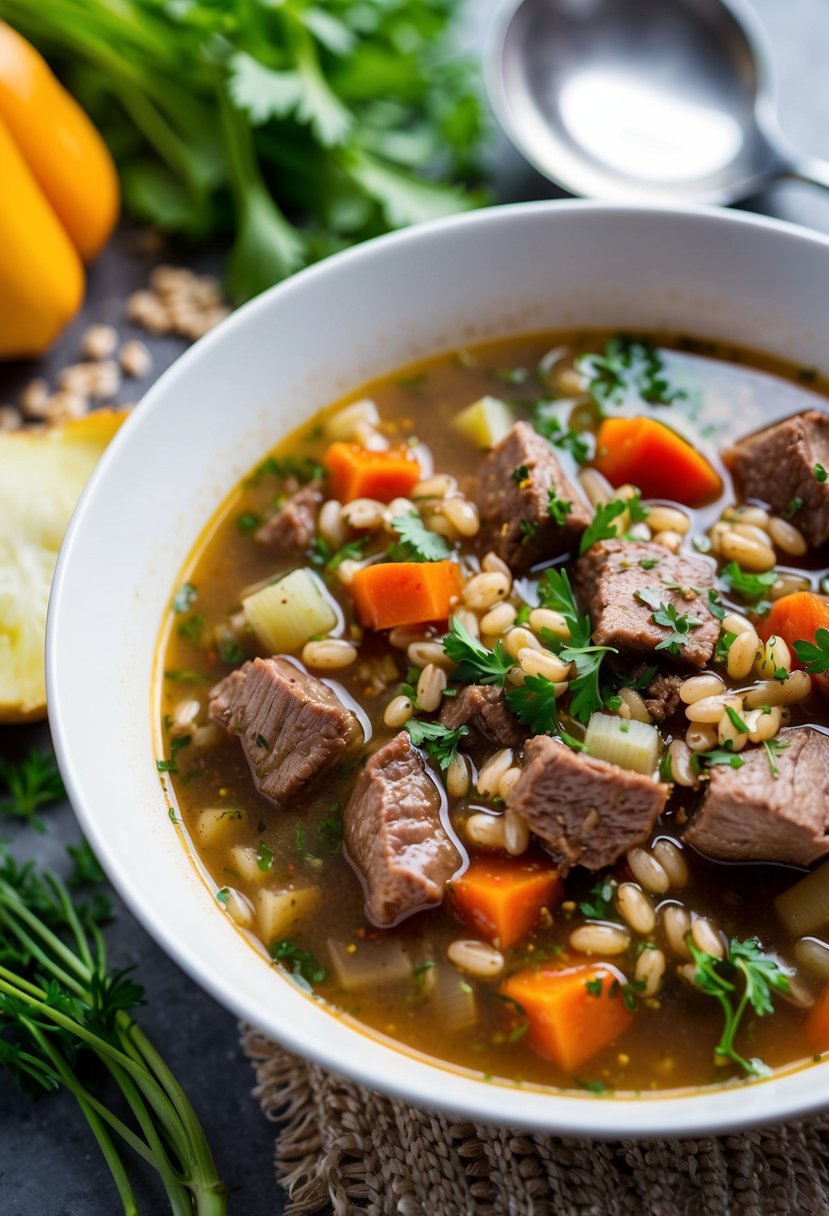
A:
<box><xmin>242</xmin><ymin>1028</ymin><xmax>829</xmax><ymax>1216</ymax></box>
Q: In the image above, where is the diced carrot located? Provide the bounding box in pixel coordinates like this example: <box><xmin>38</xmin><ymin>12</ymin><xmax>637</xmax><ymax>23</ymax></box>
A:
<box><xmin>760</xmin><ymin>591</ymin><xmax>829</xmax><ymax>695</ymax></box>
<box><xmin>449</xmin><ymin>857</ymin><xmax>562</xmax><ymax>949</ymax></box>
<box><xmin>351</xmin><ymin>560</ymin><xmax>462</xmax><ymax>630</ymax></box>
<box><xmin>805</xmin><ymin>984</ymin><xmax>829</xmax><ymax>1054</ymax></box>
<box><xmin>501</xmin><ymin>965</ymin><xmax>634</xmax><ymax>1073</ymax></box>
<box><xmin>323</xmin><ymin>442</ymin><xmax>420</xmax><ymax>504</ymax></box>
<box><xmin>593</xmin><ymin>416</ymin><xmax>723</xmax><ymax>507</ymax></box>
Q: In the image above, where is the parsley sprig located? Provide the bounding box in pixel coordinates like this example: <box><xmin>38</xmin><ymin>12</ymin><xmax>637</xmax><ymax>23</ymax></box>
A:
<box><xmin>536</xmin><ymin>568</ymin><xmax>616</xmax><ymax>722</ymax></box>
<box><xmin>310</xmin><ymin>534</ymin><xmax>371</xmax><ymax>571</ymax></box>
<box><xmin>0</xmin><ymin>748</ymin><xmax>66</xmax><ymax>831</ymax></box>
<box><xmin>442</xmin><ymin>618</ymin><xmax>516</xmax><ymax>686</ymax></box>
<box><xmin>635</xmin><ymin>588</ymin><xmax>703</xmax><ymax>655</ymax></box>
<box><xmin>405</xmin><ymin>719</ymin><xmax>468</xmax><ymax>770</ymax></box>
<box><xmin>688</xmin><ymin>936</ymin><xmax>789</xmax><ymax>1077</ymax></box>
<box><xmin>793</xmin><ymin>628</ymin><xmax>829</xmax><ymax>674</ymax></box>
<box><xmin>389</xmin><ymin>512</ymin><xmax>452</xmax><ymax>562</ymax></box>
<box><xmin>531</xmin><ymin>402</ymin><xmax>594</xmax><ymax>465</ymax></box>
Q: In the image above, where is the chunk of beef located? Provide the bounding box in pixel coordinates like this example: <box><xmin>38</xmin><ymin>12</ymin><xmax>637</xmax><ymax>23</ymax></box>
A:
<box><xmin>573</xmin><ymin>539</ymin><xmax>719</xmax><ymax>668</ymax></box>
<box><xmin>505</xmin><ymin>735</ymin><xmax>668</xmax><ymax>872</ymax></box>
<box><xmin>684</xmin><ymin>728</ymin><xmax>829</xmax><ymax>865</ymax></box>
<box><xmin>439</xmin><ymin>684</ymin><xmax>526</xmax><ymax>749</ymax></box>
<box><xmin>476</xmin><ymin>421</ymin><xmax>591</xmax><ymax>572</ymax></box>
<box><xmin>724</xmin><ymin>410</ymin><xmax>829</xmax><ymax>549</ymax></box>
<box><xmin>255</xmin><ymin>484</ymin><xmax>321</xmax><ymax>551</ymax></box>
<box><xmin>343</xmin><ymin>732</ymin><xmax>462</xmax><ymax>926</ymax></box>
<box><xmin>209</xmin><ymin>657</ymin><xmax>361</xmax><ymax>806</ymax></box>
<box><xmin>644</xmin><ymin>672</ymin><xmax>685</xmax><ymax>722</ymax></box>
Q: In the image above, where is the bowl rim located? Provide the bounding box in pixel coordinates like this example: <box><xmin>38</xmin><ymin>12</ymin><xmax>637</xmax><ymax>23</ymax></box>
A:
<box><xmin>47</xmin><ymin>199</ymin><xmax>829</xmax><ymax>1138</ymax></box>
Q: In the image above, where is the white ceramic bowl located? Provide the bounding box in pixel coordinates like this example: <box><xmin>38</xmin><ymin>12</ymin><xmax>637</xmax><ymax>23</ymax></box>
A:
<box><xmin>48</xmin><ymin>202</ymin><xmax>829</xmax><ymax>1137</ymax></box>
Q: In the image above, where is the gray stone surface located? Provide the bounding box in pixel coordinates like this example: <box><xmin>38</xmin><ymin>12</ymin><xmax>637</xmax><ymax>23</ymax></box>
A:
<box><xmin>2</xmin><ymin>1</ymin><xmax>829</xmax><ymax>1212</ymax></box>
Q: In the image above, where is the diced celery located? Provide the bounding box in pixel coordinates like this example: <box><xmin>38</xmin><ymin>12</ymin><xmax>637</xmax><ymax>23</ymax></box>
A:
<box><xmin>453</xmin><ymin>395</ymin><xmax>513</xmax><ymax>449</ymax></box>
<box><xmin>776</xmin><ymin>862</ymin><xmax>829</xmax><ymax>937</ymax></box>
<box><xmin>242</xmin><ymin>568</ymin><xmax>337</xmax><ymax>653</ymax></box>
<box><xmin>256</xmin><ymin>886</ymin><xmax>321</xmax><ymax>944</ymax></box>
<box><xmin>584</xmin><ymin>713</ymin><xmax>660</xmax><ymax>775</ymax></box>
<box><xmin>327</xmin><ymin>938</ymin><xmax>412</xmax><ymax>990</ymax></box>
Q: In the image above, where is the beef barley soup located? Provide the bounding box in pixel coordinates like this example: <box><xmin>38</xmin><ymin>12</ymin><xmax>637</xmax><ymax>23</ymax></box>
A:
<box><xmin>156</xmin><ymin>332</ymin><xmax>829</xmax><ymax>1095</ymax></box>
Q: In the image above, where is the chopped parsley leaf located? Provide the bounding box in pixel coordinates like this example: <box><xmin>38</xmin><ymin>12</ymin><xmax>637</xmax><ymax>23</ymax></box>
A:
<box><xmin>256</xmin><ymin>841</ymin><xmax>274</xmax><ymax>872</ymax></box>
<box><xmin>236</xmin><ymin>512</ymin><xmax>262</xmax><ymax>535</ymax></box>
<box><xmin>215</xmin><ymin>888</ymin><xmax>230</xmax><ymax>906</ymax></box>
<box><xmin>576</xmin><ymin>336</ymin><xmax>684</xmax><ymax>412</ymax></box>
<box><xmin>786</xmin><ymin>496</ymin><xmax>804</xmax><ymax>519</ymax></box>
<box><xmin>719</xmin><ymin>562</ymin><xmax>777</xmax><ymax>602</ymax></box>
<box><xmin>793</xmin><ymin>628</ymin><xmax>829</xmax><ymax>673</ymax></box>
<box><xmin>531</xmin><ymin>401</ymin><xmax>593</xmax><ymax>464</ymax></box>
<box><xmin>177</xmin><ymin>613</ymin><xmax>205</xmax><ymax>643</ymax></box>
<box><xmin>164</xmin><ymin>669</ymin><xmax>211</xmax><ymax>684</ymax></box>
<box><xmin>639</xmin><ymin>557</ymin><xmax>659</xmax><ymax>571</ymax></box>
<box><xmin>579</xmin><ymin>877</ymin><xmax>615</xmax><ymax>919</ymax></box>
<box><xmin>519</xmin><ymin>519</ymin><xmax>540</xmax><ymax>542</ymax></box>
<box><xmin>172</xmin><ymin>582</ymin><xmax>197</xmax><ymax>613</ymax></box>
<box><xmin>156</xmin><ymin>735</ymin><xmax>191</xmax><ymax>774</ymax></box>
<box><xmin>505</xmin><ymin>674</ymin><xmax>560</xmax><ymax>735</ymax></box>
<box><xmin>443</xmin><ymin>617</ymin><xmax>516</xmax><ymax>686</ymax></box>
<box><xmin>579</xmin><ymin>499</ymin><xmax>626</xmax><ymax>554</ymax></box>
<box><xmin>693</xmin><ymin>745</ymin><xmax>745</xmax><ymax>771</ymax></box>
<box><xmin>318</xmin><ymin>803</ymin><xmax>343</xmax><ymax>854</ymax></box>
<box><xmin>547</xmin><ymin>490</ymin><xmax>573</xmax><ymax>526</ymax></box>
<box><xmin>584</xmin><ymin>977</ymin><xmax>603</xmax><ymax>997</ymax></box>
<box><xmin>405</xmin><ymin>719</ymin><xmax>469</xmax><ymax>771</ymax></box>
<box><xmin>269</xmin><ymin>939</ymin><xmax>327</xmax><ymax>990</ymax></box>
<box><xmin>218</xmin><ymin>637</ymin><xmax>245</xmax><ymax>664</ymax></box>
<box><xmin>635</xmin><ymin>588</ymin><xmax>702</xmax><ymax>655</ymax></box>
<box><xmin>815</xmin><ymin>463</ymin><xmax>828</xmax><ymax>484</ymax></box>
<box><xmin>389</xmin><ymin>512</ymin><xmax>451</xmax><ymax>562</ymax></box>
<box><xmin>310</xmin><ymin>534</ymin><xmax>371</xmax><ymax>571</ymax></box>
<box><xmin>763</xmin><ymin>738</ymin><xmax>789</xmax><ymax>778</ymax></box>
<box><xmin>512</xmin><ymin>464</ymin><xmax>530</xmax><ymax>484</ymax></box>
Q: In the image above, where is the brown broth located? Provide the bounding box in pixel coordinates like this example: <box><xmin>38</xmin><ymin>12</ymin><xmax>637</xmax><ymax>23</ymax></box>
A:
<box><xmin>156</xmin><ymin>332</ymin><xmax>829</xmax><ymax>1095</ymax></box>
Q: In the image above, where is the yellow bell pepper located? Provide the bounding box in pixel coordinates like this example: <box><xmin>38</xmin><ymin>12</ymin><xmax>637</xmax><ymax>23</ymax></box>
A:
<box><xmin>0</xmin><ymin>22</ymin><xmax>119</xmax><ymax>359</ymax></box>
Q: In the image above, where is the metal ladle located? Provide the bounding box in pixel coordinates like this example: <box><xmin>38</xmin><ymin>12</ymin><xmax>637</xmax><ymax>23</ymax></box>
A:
<box><xmin>486</xmin><ymin>0</ymin><xmax>829</xmax><ymax>204</ymax></box>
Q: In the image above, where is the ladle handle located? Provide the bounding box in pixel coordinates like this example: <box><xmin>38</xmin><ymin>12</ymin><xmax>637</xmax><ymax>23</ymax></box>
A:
<box><xmin>784</xmin><ymin>154</ymin><xmax>829</xmax><ymax>194</ymax></box>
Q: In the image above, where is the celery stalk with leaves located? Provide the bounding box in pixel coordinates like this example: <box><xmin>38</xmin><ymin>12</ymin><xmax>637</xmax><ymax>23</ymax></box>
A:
<box><xmin>0</xmin><ymin>845</ymin><xmax>226</xmax><ymax>1215</ymax></box>
<box><xmin>0</xmin><ymin>0</ymin><xmax>488</xmax><ymax>301</ymax></box>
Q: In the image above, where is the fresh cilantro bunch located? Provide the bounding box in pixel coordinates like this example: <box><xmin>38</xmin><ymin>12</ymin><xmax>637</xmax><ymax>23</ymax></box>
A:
<box><xmin>3</xmin><ymin>0</ymin><xmax>489</xmax><ymax>301</ymax></box>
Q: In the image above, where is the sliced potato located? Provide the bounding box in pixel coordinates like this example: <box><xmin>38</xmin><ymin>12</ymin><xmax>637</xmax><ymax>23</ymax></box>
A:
<box><xmin>327</xmin><ymin>937</ymin><xmax>412</xmax><ymax>990</ymax></box>
<box><xmin>257</xmin><ymin>885</ymin><xmax>321</xmax><ymax>943</ymax></box>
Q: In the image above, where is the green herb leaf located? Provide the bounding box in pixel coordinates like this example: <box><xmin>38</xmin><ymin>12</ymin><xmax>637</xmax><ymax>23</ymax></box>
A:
<box><xmin>531</xmin><ymin>402</ymin><xmax>593</xmax><ymax>464</ymax></box>
<box><xmin>505</xmin><ymin>674</ymin><xmax>560</xmax><ymax>735</ymax></box>
<box><xmin>763</xmin><ymin>737</ymin><xmax>789</xmax><ymax>778</ymax></box>
<box><xmin>172</xmin><ymin>582</ymin><xmax>197</xmax><ymax>614</ymax></box>
<box><xmin>793</xmin><ymin>628</ymin><xmax>829</xmax><ymax>673</ymax></box>
<box><xmin>389</xmin><ymin>512</ymin><xmax>451</xmax><ymax>562</ymax></box>
<box><xmin>0</xmin><ymin>748</ymin><xmax>66</xmax><ymax>830</ymax></box>
<box><xmin>256</xmin><ymin>841</ymin><xmax>274</xmax><ymax>872</ymax></box>
<box><xmin>635</xmin><ymin>590</ymin><xmax>703</xmax><ymax>655</ymax></box>
<box><xmin>786</xmin><ymin>496</ymin><xmax>804</xmax><ymax>519</ymax></box>
<box><xmin>536</xmin><ymin>568</ymin><xmax>616</xmax><ymax>722</ymax></box>
<box><xmin>579</xmin><ymin>877</ymin><xmax>616</xmax><ymax>919</ymax></box>
<box><xmin>443</xmin><ymin>618</ymin><xmax>516</xmax><ymax>686</ymax></box>
<box><xmin>512</xmin><ymin>464</ymin><xmax>530</xmax><ymax>484</ymax></box>
<box><xmin>269</xmin><ymin>939</ymin><xmax>327</xmax><ymax>989</ymax></box>
<box><xmin>725</xmin><ymin>706</ymin><xmax>749</xmax><ymax>734</ymax></box>
<box><xmin>405</xmin><ymin>719</ymin><xmax>468</xmax><ymax>771</ymax></box>
<box><xmin>719</xmin><ymin>562</ymin><xmax>777</xmax><ymax>602</ymax></box>
<box><xmin>579</xmin><ymin>500</ymin><xmax>626</xmax><ymax>554</ymax></box>
<box><xmin>576</xmin><ymin>337</ymin><xmax>684</xmax><ymax>412</ymax></box>
<box><xmin>815</xmin><ymin>463</ymin><xmax>827</xmax><ymax>484</ymax></box>
<box><xmin>694</xmin><ymin>746</ymin><xmax>745</xmax><ymax>771</ymax></box>
<box><xmin>547</xmin><ymin>490</ymin><xmax>573</xmax><ymax>526</ymax></box>
<box><xmin>688</xmin><ymin>936</ymin><xmax>788</xmax><ymax>1077</ymax></box>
